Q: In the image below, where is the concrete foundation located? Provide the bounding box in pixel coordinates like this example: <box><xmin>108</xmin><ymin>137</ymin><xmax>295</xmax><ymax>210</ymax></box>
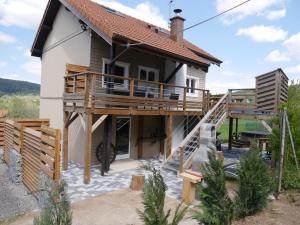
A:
<box><xmin>8</xmin><ymin>149</ymin><xmax>22</xmax><ymax>184</ymax></box>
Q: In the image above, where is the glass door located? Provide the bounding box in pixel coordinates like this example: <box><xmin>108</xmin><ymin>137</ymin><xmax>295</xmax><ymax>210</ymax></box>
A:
<box><xmin>115</xmin><ymin>117</ymin><xmax>131</xmax><ymax>160</ymax></box>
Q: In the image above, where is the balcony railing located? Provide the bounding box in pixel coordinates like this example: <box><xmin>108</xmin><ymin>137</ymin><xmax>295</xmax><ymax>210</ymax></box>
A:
<box><xmin>64</xmin><ymin>72</ymin><xmax>210</xmax><ymax>114</ymax></box>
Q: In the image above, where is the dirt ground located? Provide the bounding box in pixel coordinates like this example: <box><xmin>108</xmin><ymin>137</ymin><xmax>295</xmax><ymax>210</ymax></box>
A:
<box><xmin>233</xmin><ymin>190</ymin><xmax>300</xmax><ymax>225</ymax></box>
<box><xmin>0</xmin><ymin>190</ymin><xmax>300</xmax><ymax>225</ymax></box>
<box><xmin>2</xmin><ymin>189</ymin><xmax>300</xmax><ymax>225</ymax></box>
<box><xmin>2</xmin><ymin>189</ymin><xmax>197</xmax><ymax>225</ymax></box>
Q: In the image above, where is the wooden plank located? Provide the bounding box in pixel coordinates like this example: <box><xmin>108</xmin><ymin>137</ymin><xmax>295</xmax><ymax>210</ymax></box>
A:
<box><xmin>41</xmin><ymin>135</ymin><xmax>55</xmax><ymax>148</ymax></box>
<box><xmin>41</xmin><ymin>126</ymin><xmax>57</xmax><ymax>137</ymax></box>
<box><xmin>54</xmin><ymin>129</ymin><xmax>61</xmax><ymax>182</ymax></box>
<box><xmin>84</xmin><ymin>111</ymin><xmax>92</xmax><ymax>184</ymax></box>
<box><xmin>92</xmin><ymin>115</ymin><xmax>108</xmax><ymax>133</ymax></box>
<box><xmin>40</xmin><ymin>162</ymin><xmax>54</xmax><ymax>179</ymax></box>
<box><xmin>63</xmin><ymin>112</ymin><xmax>69</xmax><ymax>170</ymax></box>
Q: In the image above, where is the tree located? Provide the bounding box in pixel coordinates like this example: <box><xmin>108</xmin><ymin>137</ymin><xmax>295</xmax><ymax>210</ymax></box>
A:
<box><xmin>234</xmin><ymin>143</ymin><xmax>273</xmax><ymax>218</ymax></box>
<box><xmin>34</xmin><ymin>181</ymin><xmax>72</xmax><ymax>225</ymax></box>
<box><xmin>268</xmin><ymin>83</ymin><xmax>300</xmax><ymax>189</ymax></box>
<box><xmin>137</xmin><ymin>168</ymin><xmax>188</xmax><ymax>225</ymax></box>
<box><xmin>193</xmin><ymin>150</ymin><xmax>234</xmax><ymax>225</ymax></box>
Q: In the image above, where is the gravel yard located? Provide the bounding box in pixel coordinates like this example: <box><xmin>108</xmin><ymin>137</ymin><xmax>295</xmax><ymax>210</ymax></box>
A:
<box><xmin>0</xmin><ymin>162</ymin><xmax>37</xmax><ymax>221</ymax></box>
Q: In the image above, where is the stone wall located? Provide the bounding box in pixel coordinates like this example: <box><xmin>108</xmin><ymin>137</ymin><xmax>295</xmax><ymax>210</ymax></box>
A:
<box><xmin>8</xmin><ymin>149</ymin><xmax>22</xmax><ymax>184</ymax></box>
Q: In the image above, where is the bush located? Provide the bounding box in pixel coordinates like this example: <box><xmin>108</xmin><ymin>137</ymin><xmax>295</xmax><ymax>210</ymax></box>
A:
<box><xmin>34</xmin><ymin>181</ymin><xmax>72</xmax><ymax>225</ymax></box>
<box><xmin>193</xmin><ymin>150</ymin><xmax>234</xmax><ymax>225</ymax></box>
<box><xmin>235</xmin><ymin>143</ymin><xmax>273</xmax><ymax>218</ymax></box>
<box><xmin>137</xmin><ymin>168</ymin><xmax>187</xmax><ymax>225</ymax></box>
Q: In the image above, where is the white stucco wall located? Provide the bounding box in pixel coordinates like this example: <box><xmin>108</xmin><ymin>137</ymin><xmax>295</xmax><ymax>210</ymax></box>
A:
<box><xmin>40</xmin><ymin>5</ymin><xmax>91</xmax><ymax>130</ymax></box>
<box><xmin>39</xmin><ymin>5</ymin><xmax>91</xmax><ymax>164</ymax></box>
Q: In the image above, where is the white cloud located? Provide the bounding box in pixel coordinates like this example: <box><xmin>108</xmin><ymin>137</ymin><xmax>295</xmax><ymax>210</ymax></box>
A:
<box><xmin>283</xmin><ymin>32</ymin><xmax>300</xmax><ymax>61</ymax></box>
<box><xmin>0</xmin><ymin>0</ymin><xmax>47</xmax><ymax>29</ymax></box>
<box><xmin>0</xmin><ymin>32</ymin><xmax>16</xmax><ymax>44</ymax></box>
<box><xmin>216</xmin><ymin>0</ymin><xmax>286</xmax><ymax>24</ymax></box>
<box><xmin>21</xmin><ymin>49</ymin><xmax>41</xmax><ymax>76</ymax></box>
<box><xmin>285</xmin><ymin>64</ymin><xmax>300</xmax><ymax>74</ymax></box>
<box><xmin>266</xmin><ymin>9</ymin><xmax>286</xmax><ymax>20</ymax></box>
<box><xmin>237</xmin><ymin>25</ymin><xmax>288</xmax><ymax>43</ymax></box>
<box><xmin>265</xmin><ymin>32</ymin><xmax>300</xmax><ymax>64</ymax></box>
<box><xmin>0</xmin><ymin>61</ymin><xmax>7</xmax><ymax>68</ymax></box>
<box><xmin>265</xmin><ymin>50</ymin><xmax>290</xmax><ymax>62</ymax></box>
<box><xmin>93</xmin><ymin>0</ymin><xmax>168</xmax><ymax>28</ymax></box>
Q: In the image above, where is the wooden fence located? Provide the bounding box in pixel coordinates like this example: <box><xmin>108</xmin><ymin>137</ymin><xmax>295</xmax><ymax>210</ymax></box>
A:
<box><xmin>0</xmin><ymin>119</ymin><xmax>4</xmax><ymax>147</ymax></box>
<box><xmin>1</xmin><ymin>119</ymin><xmax>61</xmax><ymax>193</ymax></box>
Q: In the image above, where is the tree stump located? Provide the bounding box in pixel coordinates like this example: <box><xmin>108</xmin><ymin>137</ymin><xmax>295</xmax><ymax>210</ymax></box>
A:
<box><xmin>130</xmin><ymin>174</ymin><xmax>145</xmax><ymax>191</ymax></box>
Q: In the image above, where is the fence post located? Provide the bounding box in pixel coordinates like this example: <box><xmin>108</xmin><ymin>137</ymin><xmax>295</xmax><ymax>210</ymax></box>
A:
<box><xmin>179</xmin><ymin>146</ymin><xmax>184</xmax><ymax>173</ymax></box>
<box><xmin>54</xmin><ymin>129</ymin><xmax>61</xmax><ymax>182</ymax></box>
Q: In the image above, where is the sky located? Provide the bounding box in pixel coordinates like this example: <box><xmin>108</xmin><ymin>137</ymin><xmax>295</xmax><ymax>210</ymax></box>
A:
<box><xmin>0</xmin><ymin>0</ymin><xmax>299</xmax><ymax>93</ymax></box>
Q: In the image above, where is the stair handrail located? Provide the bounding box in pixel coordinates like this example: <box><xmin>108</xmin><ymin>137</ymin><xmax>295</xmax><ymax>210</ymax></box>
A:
<box><xmin>165</xmin><ymin>91</ymin><xmax>229</xmax><ymax>163</ymax></box>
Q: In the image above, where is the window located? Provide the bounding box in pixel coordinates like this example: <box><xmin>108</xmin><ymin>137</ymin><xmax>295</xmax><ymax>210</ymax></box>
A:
<box><xmin>138</xmin><ymin>66</ymin><xmax>159</xmax><ymax>82</ymax></box>
<box><xmin>102</xmin><ymin>59</ymin><xmax>129</xmax><ymax>89</ymax></box>
<box><xmin>186</xmin><ymin>77</ymin><xmax>198</xmax><ymax>97</ymax></box>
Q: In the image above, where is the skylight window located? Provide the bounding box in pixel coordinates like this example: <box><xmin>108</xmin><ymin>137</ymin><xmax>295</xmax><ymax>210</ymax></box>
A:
<box><xmin>104</xmin><ymin>6</ymin><xmax>125</xmax><ymax>17</ymax></box>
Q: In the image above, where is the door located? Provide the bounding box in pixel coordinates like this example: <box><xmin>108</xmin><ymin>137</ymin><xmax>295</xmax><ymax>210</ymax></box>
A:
<box><xmin>138</xmin><ymin>66</ymin><xmax>159</xmax><ymax>98</ymax></box>
<box><xmin>115</xmin><ymin>117</ymin><xmax>131</xmax><ymax>160</ymax></box>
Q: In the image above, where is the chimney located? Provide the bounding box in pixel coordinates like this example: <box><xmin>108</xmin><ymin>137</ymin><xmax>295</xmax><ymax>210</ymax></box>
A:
<box><xmin>170</xmin><ymin>9</ymin><xmax>185</xmax><ymax>43</ymax></box>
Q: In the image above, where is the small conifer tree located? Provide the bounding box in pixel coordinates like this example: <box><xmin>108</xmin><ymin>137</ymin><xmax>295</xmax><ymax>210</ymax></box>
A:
<box><xmin>234</xmin><ymin>143</ymin><xmax>273</xmax><ymax>218</ymax></box>
<box><xmin>193</xmin><ymin>150</ymin><xmax>234</xmax><ymax>225</ymax></box>
<box><xmin>34</xmin><ymin>180</ymin><xmax>72</xmax><ymax>225</ymax></box>
<box><xmin>137</xmin><ymin>168</ymin><xmax>188</xmax><ymax>225</ymax></box>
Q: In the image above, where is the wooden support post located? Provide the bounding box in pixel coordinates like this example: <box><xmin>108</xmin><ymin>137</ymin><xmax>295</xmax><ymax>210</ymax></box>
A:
<box><xmin>228</xmin><ymin>117</ymin><xmax>233</xmax><ymax>150</ymax></box>
<box><xmin>84</xmin><ymin>110</ymin><xmax>93</xmax><ymax>184</ymax></box>
<box><xmin>166</xmin><ymin>115</ymin><xmax>173</xmax><ymax>158</ymax></box>
<box><xmin>235</xmin><ymin>118</ymin><xmax>239</xmax><ymax>141</ymax></box>
<box><xmin>63</xmin><ymin>111</ymin><xmax>69</xmax><ymax>170</ymax></box>
<box><xmin>137</xmin><ymin>116</ymin><xmax>144</xmax><ymax>159</ymax></box>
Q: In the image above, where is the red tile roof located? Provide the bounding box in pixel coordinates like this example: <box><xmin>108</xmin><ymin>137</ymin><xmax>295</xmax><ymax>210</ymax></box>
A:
<box><xmin>32</xmin><ymin>0</ymin><xmax>222</xmax><ymax>66</ymax></box>
<box><xmin>64</xmin><ymin>0</ymin><xmax>221</xmax><ymax>66</ymax></box>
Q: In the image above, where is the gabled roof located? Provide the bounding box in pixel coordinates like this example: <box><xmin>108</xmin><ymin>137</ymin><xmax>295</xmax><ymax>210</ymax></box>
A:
<box><xmin>31</xmin><ymin>0</ymin><xmax>222</xmax><ymax>66</ymax></box>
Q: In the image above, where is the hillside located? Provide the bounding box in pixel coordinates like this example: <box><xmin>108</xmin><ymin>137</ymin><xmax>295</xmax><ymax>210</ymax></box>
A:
<box><xmin>0</xmin><ymin>78</ymin><xmax>40</xmax><ymax>95</ymax></box>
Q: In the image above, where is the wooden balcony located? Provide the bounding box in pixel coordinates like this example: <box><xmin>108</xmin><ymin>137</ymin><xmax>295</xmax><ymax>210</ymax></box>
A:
<box><xmin>63</xmin><ymin>72</ymin><xmax>210</xmax><ymax>116</ymax></box>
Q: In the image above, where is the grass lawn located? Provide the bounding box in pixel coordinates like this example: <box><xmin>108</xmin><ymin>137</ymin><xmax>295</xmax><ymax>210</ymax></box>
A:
<box><xmin>218</xmin><ymin>119</ymin><xmax>268</xmax><ymax>141</ymax></box>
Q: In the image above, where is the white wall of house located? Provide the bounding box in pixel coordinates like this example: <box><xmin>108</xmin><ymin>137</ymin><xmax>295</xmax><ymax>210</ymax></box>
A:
<box><xmin>165</xmin><ymin>61</ymin><xmax>207</xmax><ymax>152</ymax></box>
<box><xmin>40</xmin><ymin>5</ymin><xmax>91</xmax><ymax>130</ymax></box>
<box><xmin>40</xmin><ymin>5</ymin><xmax>91</xmax><ymax>164</ymax></box>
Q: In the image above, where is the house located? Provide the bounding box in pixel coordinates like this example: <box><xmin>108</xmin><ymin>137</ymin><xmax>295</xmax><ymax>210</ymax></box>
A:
<box><xmin>31</xmin><ymin>0</ymin><xmax>222</xmax><ymax>183</ymax></box>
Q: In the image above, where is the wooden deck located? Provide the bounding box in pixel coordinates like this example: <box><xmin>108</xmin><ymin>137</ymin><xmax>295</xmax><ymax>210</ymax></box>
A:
<box><xmin>63</xmin><ymin>72</ymin><xmax>210</xmax><ymax>116</ymax></box>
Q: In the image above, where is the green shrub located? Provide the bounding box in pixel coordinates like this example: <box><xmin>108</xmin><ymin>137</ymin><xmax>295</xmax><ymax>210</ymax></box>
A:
<box><xmin>235</xmin><ymin>143</ymin><xmax>273</xmax><ymax>218</ymax></box>
<box><xmin>34</xmin><ymin>181</ymin><xmax>72</xmax><ymax>225</ymax></box>
<box><xmin>193</xmin><ymin>150</ymin><xmax>234</xmax><ymax>225</ymax></box>
<box><xmin>137</xmin><ymin>168</ymin><xmax>188</xmax><ymax>225</ymax></box>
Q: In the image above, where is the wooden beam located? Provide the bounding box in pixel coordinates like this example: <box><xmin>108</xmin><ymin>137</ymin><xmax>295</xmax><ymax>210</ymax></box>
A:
<box><xmin>65</xmin><ymin>112</ymin><xmax>79</xmax><ymax>128</ymax></box>
<box><xmin>137</xmin><ymin>116</ymin><xmax>144</xmax><ymax>159</ymax></box>
<box><xmin>235</xmin><ymin>118</ymin><xmax>239</xmax><ymax>141</ymax></box>
<box><xmin>84</xmin><ymin>110</ymin><xmax>93</xmax><ymax>184</ymax></box>
<box><xmin>228</xmin><ymin>117</ymin><xmax>233</xmax><ymax>150</ymax></box>
<box><xmin>63</xmin><ymin>111</ymin><xmax>69</xmax><ymax>170</ymax></box>
<box><xmin>92</xmin><ymin>115</ymin><xmax>108</xmax><ymax>133</ymax></box>
<box><xmin>166</xmin><ymin>115</ymin><xmax>173</xmax><ymax>158</ymax></box>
